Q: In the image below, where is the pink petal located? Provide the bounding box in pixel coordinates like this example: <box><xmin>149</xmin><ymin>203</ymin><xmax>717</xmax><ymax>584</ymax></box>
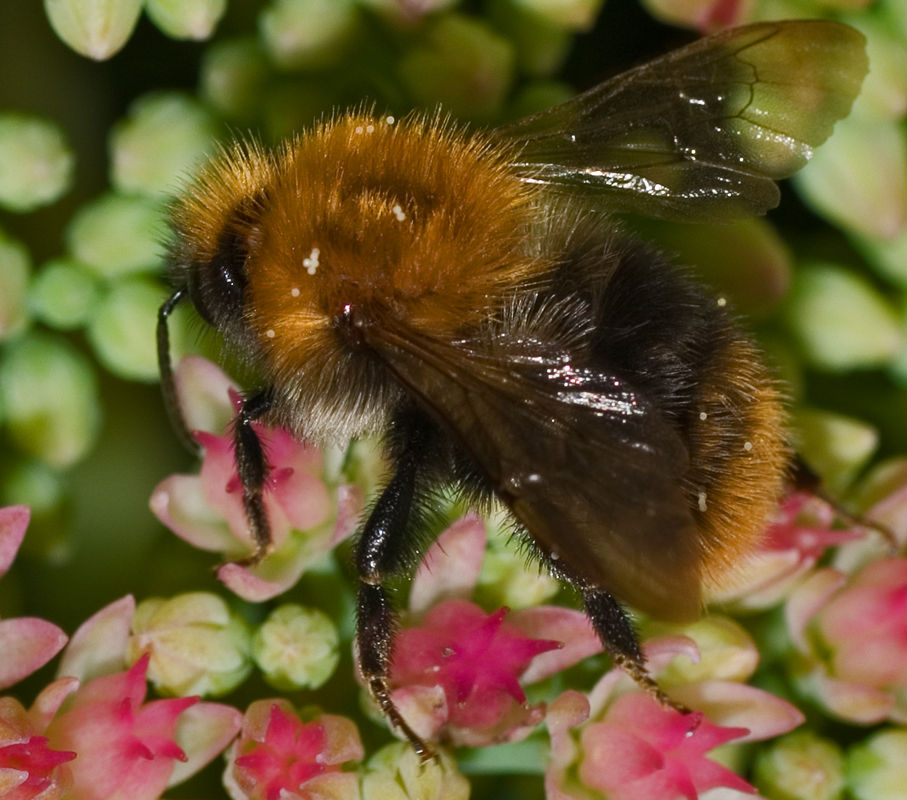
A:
<box><xmin>852</xmin><ymin>557</ymin><xmax>907</xmax><ymax>590</ymax></box>
<box><xmin>579</xmin><ymin>723</ymin><xmax>665</xmax><ymax>790</ymax></box>
<box><xmin>270</xmin><ymin>472</ymin><xmax>330</xmax><ymax>532</ymax></box>
<box><xmin>57</xmin><ymin>596</ymin><xmax>134</xmax><ymax>684</ymax></box>
<box><xmin>390</xmin><ymin>685</ymin><xmax>448</xmax><ymax>741</ymax></box>
<box><xmin>0</xmin><ymin>506</ymin><xmax>29</xmax><ymax>577</ymax></box>
<box><xmin>785</xmin><ymin>568</ymin><xmax>847</xmax><ymax>652</ymax></box>
<box><xmin>818</xmin><ymin>676</ymin><xmax>895</xmax><ymax>723</ymax></box>
<box><xmin>831</xmin><ymin>631</ymin><xmax>907</xmax><ymax>686</ymax></box>
<box><xmin>217</xmin><ymin>561</ymin><xmax>298</xmax><ymax>603</ymax></box>
<box><xmin>330</xmin><ymin>485</ymin><xmax>362</xmax><ymax>547</ymax></box>
<box><xmin>670</xmin><ymin>681</ymin><xmax>804</xmax><ymax>742</ymax></box>
<box><xmin>409</xmin><ymin>515</ymin><xmax>486</xmax><ymax>615</ymax></box>
<box><xmin>174</xmin><ymin>356</ymin><xmax>238</xmax><ymax>436</ymax></box>
<box><xmin>29</xmin><ymin>678</ymin><xmax>80</xmax><ymax>733</ymax></box>
<box><xmin>317</xmin><ymin>715</ymin><xmax>364</xmax><ymax>765</ymax></box>
<box><xmin>511</xmin><ymin>606</ymin><xmax>602</xmax><ymax>684</ymax></box>
<box><xmin>0</xmin><ymin>618</ymin><xmax>68</xmax><ymax>690</ymax></box>
<box><xmin>149</xmin><ymin>475</ymin><xmax>235</xmax><ymax>553</ymax></box>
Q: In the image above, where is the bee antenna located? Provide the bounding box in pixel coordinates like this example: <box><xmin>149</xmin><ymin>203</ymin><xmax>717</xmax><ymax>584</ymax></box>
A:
<box><xmin>158</xmin><ymin>287</ymin><xmax>202</xmax><ymax>456</ymax></box>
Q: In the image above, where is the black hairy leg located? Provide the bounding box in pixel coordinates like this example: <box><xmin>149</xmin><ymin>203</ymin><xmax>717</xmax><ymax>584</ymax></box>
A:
<box><xmin>581</xmin><ymin>587</ymin><xmax>689</xmax><ymax>713</ymax></box>
<box><xmin>355</xmin><ymin>406</ymin><xmax>444</xmax><ymax>761</ymax></box>
<box><xmin>232</xmin><ymin>388</ymin><xmax>276</xmax><ymax>566</ymax></box>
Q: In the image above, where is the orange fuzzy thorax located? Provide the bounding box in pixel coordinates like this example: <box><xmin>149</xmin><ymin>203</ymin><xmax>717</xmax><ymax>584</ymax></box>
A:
<box><xmin>241</xmin><ymin>114</ymin><xmax>539</xmax><ymax>382</ymax></box>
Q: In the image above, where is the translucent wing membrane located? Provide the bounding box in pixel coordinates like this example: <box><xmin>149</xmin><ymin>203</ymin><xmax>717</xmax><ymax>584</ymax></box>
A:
<box><xmin>372</xmin><ymin>324</ymin><xmax>704</xmax><ymax>622</ymax></box>
<box><xmin>497</xmin><ymin>21</ymin><xmax>868</xmax><ymax>221</ymax></box>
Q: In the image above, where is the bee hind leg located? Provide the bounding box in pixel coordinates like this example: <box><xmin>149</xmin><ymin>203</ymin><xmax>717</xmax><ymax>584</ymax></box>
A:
<box><xmin>582</xmin><ymin>587</ymin><xmax>690</xmax><ymax>715</ymax></box>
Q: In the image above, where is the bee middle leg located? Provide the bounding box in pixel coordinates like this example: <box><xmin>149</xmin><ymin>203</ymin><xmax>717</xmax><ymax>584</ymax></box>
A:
<box><xmin>355</xmin><ymin>407</ymin><xmax>440</xmax><ymax>761</ymax></box>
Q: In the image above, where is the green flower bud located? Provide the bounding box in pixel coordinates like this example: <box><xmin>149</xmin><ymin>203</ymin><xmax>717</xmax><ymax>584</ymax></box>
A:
<box><xmin>86</xmin><ymin>277</ymin><xmax>167</xmax><ymax>382</ymax></box>
<box><xmin>252</xmin><ymin>604</ymin><xmax>340</xmax><ymax>691</ymax></box>
<box><xmin>0</xmin><ymin>231</ymin><xmax>31</xmax><ymax>341</ymax></box>
<box><xmin>0</xmin><ymin>114</ymin><xmax>74</xmax><ymax>212</ymax></box>
<box><xmin>755</xmin><ymin>731</ymin><xmax>845</xmax><ymax>800</ymax></box>
<box><xmin>399</xmin><ymin>14</ymin><xmax>515</xmax><ymax>122</ymax></box>
<box><xmin>200</xmin><ymin>38</ymin><xmax>270</xmax><ymax>122</ymax></box>
<box><xmin>1</xmin><ymin>459</ymin><xmax>66</xmax><ymax>516</ymax></box>
<box><xmin>259</xmin><ymin>0</ymin><xmax>359</xmax><ymax>70</ymax></box>
<box><xmin>363</xmin><ymin>742</ymin><xmax>470</xmax><ymax>800</ymax></box>
<box><xmin>44</xmin><ymin>0</ymin><xmax>143</xmax><ymax>60</ymax></box>
<box><xmin>847</xmin><ymin>729</ymin><xmax>907</xmax><ymax>800</ymax></box>
<box><xmin>510</xmin><ymin>0</ymin><xmax>603</xmax><ymax>30</ymax></box>
<box><xmin>792</xmin><ymin>408</ymin><xmax>878</xmax><ymax>494</ymax></box>
<box><xmin>111</xmin><ymin>93</ymin><xmax>219</xmax><ymax>197</ymax></box>
<box><xmin>487</xmin><ymin>0</ymin><xmax>573</xmax><ymax>78</ymax></box>
<box><xmin>477</xmin><ymin>508</ymin><xmax>560</xmax><ymax>609</ymax></box>
<box><xmin>643</xmin><ymin>615</ymin><xmax>758</xmax><ymax>686</ymax></box>
<box><xmin>794</xmin><ymin>115</ymin><xmax>907</xmax><ymax>240</ymax></box>
<box><xmin>29</xmin><ymin>259</ymin><xmax>100</xmax><ymax>330</ymax></box>
<box><xmin>0</xmin><ymin>332</ymin><xmax>101</xmax><ymax>468</ymax></box>
<box><xmin>851</xmin><ymin>17</ymin><xmax>907</xmax><ymax>121</ymax></box>
<box><xmin>66</xmin><ymin>193</ymin><xmax>162</xmax><ymax>278</ymax></box>
<box><xmin>128</xmin><ymin>592</ymin><xmax>253</xmax><ymax>697</ymax></box>
<box><xmin>145</xmin><ymin>0</ymin><xmax>227</xmax><ymax>40</ymax></box>
<box><xmin>785</xmin><ymin>263</ymin><xmax>903</xmax><ymax>372</ymax></box>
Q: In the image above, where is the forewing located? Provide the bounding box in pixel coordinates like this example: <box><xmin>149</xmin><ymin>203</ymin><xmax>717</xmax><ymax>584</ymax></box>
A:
<box><xmin>373</xmin><ymin>328</ymin><xmax>703</xmax><ymax>622</ymax></box>
<box><xmin>496</xmin><ymin>20</ymin><xmax>868</xmax><ymax>220</ymax></box>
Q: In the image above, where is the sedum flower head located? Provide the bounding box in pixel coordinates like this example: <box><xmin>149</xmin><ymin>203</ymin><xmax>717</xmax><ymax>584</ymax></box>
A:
<box><xmin>380</xmin><ymin>515</ymin><xmax>603</xmax><ymax>747</ymax></box>
<box><xmin>226</xmin><ymin>700</ymin><xmax>363</xmax><ymax>800</ymax></box>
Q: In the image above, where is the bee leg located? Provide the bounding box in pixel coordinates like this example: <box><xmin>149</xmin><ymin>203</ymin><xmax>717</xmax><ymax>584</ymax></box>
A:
<box><xmin>355</xmin><ymin>424</ymin><xmax>437</xmax><ymax>762</ymax></box>
<box><xmin>232</xmin><ymin>389</ymin><xmax>276</xmax><ymax>567</ymax></box>
<box><xmin>582</xmin><ymin>588</ymin><xmax>690</xmax><ymax>714</ymax></box>
<box><xmin>791</xmin><ymin>455</ymin><xmax>898</xmax><ymax>550</ymax></box>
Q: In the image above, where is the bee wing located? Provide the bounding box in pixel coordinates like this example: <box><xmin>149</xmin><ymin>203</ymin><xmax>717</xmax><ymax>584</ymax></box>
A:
<box><xmin>496</xmin><ymin>20</ymin><xmax>868</xmax><ymax>221</ymax></box>
<box><xmin>375</xmin><ymin>327</ymin><xmax>703</xmax><ymax>622</ymax></box>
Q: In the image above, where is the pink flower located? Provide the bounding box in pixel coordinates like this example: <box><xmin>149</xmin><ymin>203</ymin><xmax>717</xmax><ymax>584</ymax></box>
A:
<box><xmin>639</xmin><ymin>0</ymin><xmax>755</xmax><ymax>33</ymax></box>
<box><xmin>787</xmin><ymin>557</ymin><xmax>907</xmax><ymax>725</ymax></box>
<box><xmin>225</xmin><ymin>700</ymin><xmax>362</xmax><ymax>800</ymax></box>
<box><xmin>150</xmin><ymin>356</ymin><xmax>361</xmax><ymax>602</ymax></box>
<box><xmin>546</xmin><ymin>639</ymin><xmax>804</xmax><ymax>800</ymax></box>
<box><xmin>382</xmin><ymin>516</ymin><xmax>603</xmax><ymax>747</ymax></box>
<box><xmin>0</xmin><ymin>687</ymin><xmax>77</xmax><ymax>800</ymax></box>
<box><xmin>44</xmin><ymin>652</ymin><xmax>241</xmax><ymax>800</ymax></box>
<box><xmin>707</xmin><ymin>492</ymin><xmax>861</xmax><ymax>611</ymax></box>
<box><xmin>0</xmin><ymin>506</ymin><xmax>68</xmax><ymax>690</ymax></box>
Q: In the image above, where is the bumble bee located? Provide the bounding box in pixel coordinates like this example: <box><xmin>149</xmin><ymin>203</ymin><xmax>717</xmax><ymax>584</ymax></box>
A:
<box><xmin>158</xmin><ymin>21</ymin><xmax>868</xmax><ymax>757</ymax></box>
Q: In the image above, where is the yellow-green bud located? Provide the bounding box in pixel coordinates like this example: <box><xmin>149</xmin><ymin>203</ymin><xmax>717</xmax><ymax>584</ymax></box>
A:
<box><xmin>44</xmin><ymin>0</ymin><xmax>143</xmax><ymax>60</ymax></box>
<box><xmin>110</xmin><ymin>93</ymin><xmax>218</xmax><ymax>197</ymax></box>
<box><xmin>252</xmin><ymin>604</ymin><xmax>340</xmax><ymax>691</ymax></box>
<box><xmin>363</xmin><ymin>742</ymin><xmax>470</xmax><ymax>800</ymax></box>
<box><xmin>847</xmin><ymin>729</ymin><xmax>907</xmax><ymax>800</ymax></box>
<box><xmin>0</xmin><ymin>114</ymin><xmax>74</xmax><ymax>212</ymax></box>
<box><xmin>0</xmin><ymin>231</ymin><xmax>31</xmax><ymax>341</ymax></box>
<box><xmin>86</xmin><ymin>277</ymin><xmax>168</xmax><ymax>382</ymax></box>
<box><xmin>755</xmin><ymin>731</ymin><xmax>845</xmax><ymax>800</ymax></box>
<box><xmin>145</xmin><ymin>0</ymin><xmax>227</xmax><ymax>40</ymax></box>
<box><xmin>66</xmin><ymin>193</ymin><xmax>162</xmax><ymax>278</ymax></box>
<box><xmin>128</xmin><ymin>592</ymin><xmax>253</xmax><ymax>697</ymax></box>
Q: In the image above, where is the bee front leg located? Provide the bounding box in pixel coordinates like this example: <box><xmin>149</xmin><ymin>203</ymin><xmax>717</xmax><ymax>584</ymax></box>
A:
<box><xmin>582</xmin><ymin>588</ymin><xmax>689</xmax><ymax>714</ymax></box>
<box><xmin>233</xmin><ymin>389</ymin><xmax>276</xmax><ymax>566</ymax></box>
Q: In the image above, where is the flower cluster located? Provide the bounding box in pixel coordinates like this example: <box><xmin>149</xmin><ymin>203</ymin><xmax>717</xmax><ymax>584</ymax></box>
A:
<box><xmin>4</xmin><ymin>1</ymin><xmax>907</xmax><ymax>800</ymax></box>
